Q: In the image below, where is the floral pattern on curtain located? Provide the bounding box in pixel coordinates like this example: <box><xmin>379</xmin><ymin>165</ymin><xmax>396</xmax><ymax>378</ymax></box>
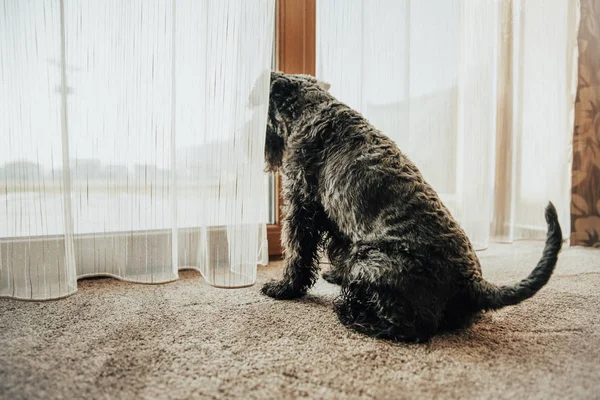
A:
<box><xmin>572</xmin><ymin>0</ymin><xmax>600</xmax><ymax>247</ymax></box>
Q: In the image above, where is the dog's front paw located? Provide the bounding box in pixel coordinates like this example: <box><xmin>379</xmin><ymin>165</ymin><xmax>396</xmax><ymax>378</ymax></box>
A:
<box><xmin>261</xmin><ymin>280</ymin><xmax>305</xmax><ymax>300</ymax></box>
<box><xmin>322</xmin><ymin>270</ymin><xmax>343</xmax><ymax>285</ymax></box>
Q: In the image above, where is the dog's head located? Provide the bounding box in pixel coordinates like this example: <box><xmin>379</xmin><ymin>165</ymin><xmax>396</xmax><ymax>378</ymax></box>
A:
<box><xmin>264</xmin><ymin>72</ymin><xmax>330</xmax><ymax>171</ymax></box>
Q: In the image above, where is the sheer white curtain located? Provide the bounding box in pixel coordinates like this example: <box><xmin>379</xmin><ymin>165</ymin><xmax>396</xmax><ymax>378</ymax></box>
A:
<box><xmin>317</xmin><ymin>0</ymin><xmax>578</xmax><ymax>250</ymax></box>
<box><xmin>0</xmin><ymin>0</ymin><xmax>275</xmax><ymax>300</ymax></box>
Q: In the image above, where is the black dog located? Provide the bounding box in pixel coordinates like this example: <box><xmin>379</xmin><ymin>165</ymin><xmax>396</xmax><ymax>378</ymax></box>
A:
<box><xmin>261</xmin><ymin>72</ymin><xmax>563</xmax><ymax>342</ymax></box>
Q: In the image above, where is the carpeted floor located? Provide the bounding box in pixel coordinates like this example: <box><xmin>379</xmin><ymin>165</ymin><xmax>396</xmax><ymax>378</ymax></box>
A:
<box><xmin>1</xmin><ymin>242</ymin><xmax>599</xmax><ymax>400</ymax></box>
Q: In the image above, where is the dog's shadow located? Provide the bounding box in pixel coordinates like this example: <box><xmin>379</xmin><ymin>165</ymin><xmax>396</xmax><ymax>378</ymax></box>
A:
<box><xmin>295</xmin><ymin>291</ymin><xmax>548</xmax><ymax>357</ymax></box>
<box><xmin>295</xmin><ymin>292</ymin><xmax>337</xmax><ymax>308</ymax></box>
<box><xmin>275</xmin><ymin>272</ymin><xmax>562</xmax><ymax>356</ymax></box>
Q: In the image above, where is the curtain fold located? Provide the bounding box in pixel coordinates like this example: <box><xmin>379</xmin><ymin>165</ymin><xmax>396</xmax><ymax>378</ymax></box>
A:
<box><xmin>317</xmin><ymin>0</ymin><xmax>578</xmax><ymax>250</ymax></box>
<box><xmin>1</xmin><ymin>0</ymin><xmax>275</xmax><ymax>300</ymax></box>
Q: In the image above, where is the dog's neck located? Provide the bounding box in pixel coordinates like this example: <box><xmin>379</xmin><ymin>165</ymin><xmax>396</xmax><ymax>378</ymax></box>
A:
<box><xmin>286</xmin><ymin>90</ymin><xmax>331</xmax><ymax>134</ymax></box>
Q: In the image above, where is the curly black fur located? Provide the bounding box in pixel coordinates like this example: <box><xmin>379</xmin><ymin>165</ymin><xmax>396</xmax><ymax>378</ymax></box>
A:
<box><xmin>260</xmin><ymin>72</ymin><xmax>563</xmax><ymax>342</ymax></box>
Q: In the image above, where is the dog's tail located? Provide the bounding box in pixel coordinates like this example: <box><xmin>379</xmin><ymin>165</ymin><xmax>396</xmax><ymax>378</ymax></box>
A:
<box><xmin>471</xmin><ymin>202</ymin><xmax>563</xmax><ymax>311</ymax></box>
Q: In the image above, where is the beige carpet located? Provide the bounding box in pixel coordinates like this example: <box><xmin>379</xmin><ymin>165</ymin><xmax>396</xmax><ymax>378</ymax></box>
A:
<box><xmin>1</xmin><ymin>242</ymin><xmax>599</xmax><ymax>400</ymax></box>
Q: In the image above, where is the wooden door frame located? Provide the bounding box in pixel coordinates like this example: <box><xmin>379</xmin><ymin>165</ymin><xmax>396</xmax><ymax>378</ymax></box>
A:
<box><xmin>267</xmin><ymin>0</ymin><xmax>316</xmax><ymax>257</ymax></box>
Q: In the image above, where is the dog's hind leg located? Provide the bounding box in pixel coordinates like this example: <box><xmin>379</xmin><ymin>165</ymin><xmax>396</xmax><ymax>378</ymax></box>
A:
<box><xmin>334</xmin><ymin>252</ymin><xmax>442</xmax><ymax>342</ymax></box>
<box><xmin>261</xmin><ymin>198</ymin><xmax>324</xmax><ymax>299</ymax></box>
<box><xmin>335</xmin><ymin>284</ymin><xmax>440</xmax><ymax>342</ymax></box>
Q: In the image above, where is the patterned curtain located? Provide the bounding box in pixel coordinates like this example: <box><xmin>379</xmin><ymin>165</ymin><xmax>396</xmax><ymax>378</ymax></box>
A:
<box><xmin>572</xmin><ymin>0</ymin><xmax>600</xmax><ymax>247</ymax></box>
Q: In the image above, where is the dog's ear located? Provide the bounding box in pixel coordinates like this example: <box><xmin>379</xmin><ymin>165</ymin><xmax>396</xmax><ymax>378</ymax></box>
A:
<box><xmin>316</xmin><ymin>79</ymin><xmax>331</xmax><ymax>91</ymax></box>
<box><xmin>264</xmin><ymin>125</ymin><xmax>285</xmax><ymax>172</ymax></box>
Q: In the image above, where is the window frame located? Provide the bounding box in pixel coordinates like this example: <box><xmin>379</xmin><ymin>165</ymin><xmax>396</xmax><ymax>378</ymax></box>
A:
<box><xmin>267</xmin><ymin>0</ymin><xmax>316</xmax><ymax>257</ymax></box>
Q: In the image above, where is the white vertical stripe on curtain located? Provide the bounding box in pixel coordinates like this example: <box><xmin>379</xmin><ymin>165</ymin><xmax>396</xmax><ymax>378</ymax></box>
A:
<box><xmin>316</xmin><ymin>0</ymin><xmax>578</xmax><ymax>250</ymax></box>
<box><xmin>0</xmin><ymin>0</ymin><xmax>275</xmax><ymax>300</ymax></box>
